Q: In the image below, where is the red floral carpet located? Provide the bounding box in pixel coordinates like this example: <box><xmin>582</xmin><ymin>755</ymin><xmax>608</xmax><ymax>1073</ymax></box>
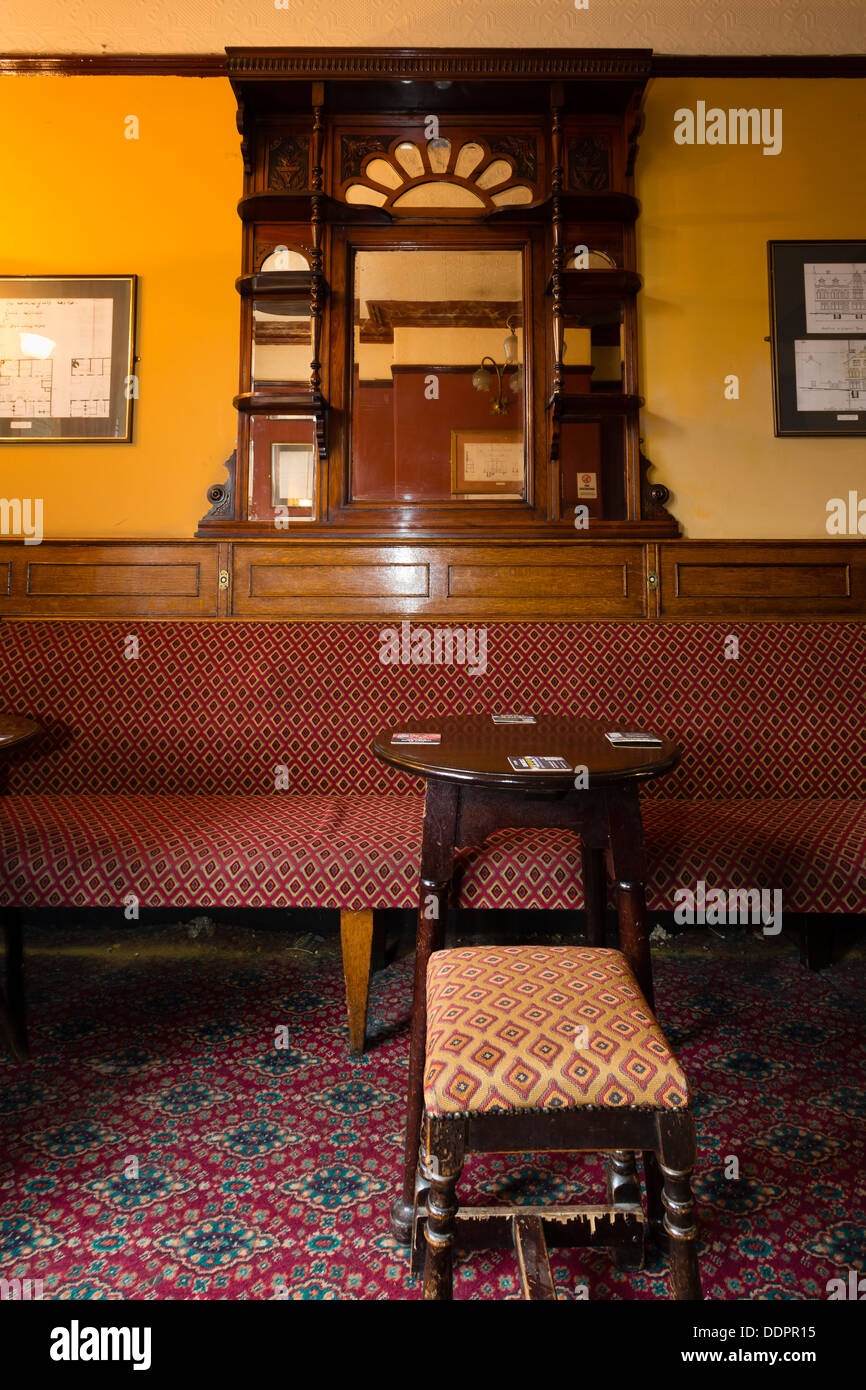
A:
<box><xmin>1</xmin><ymin>923</ymin><xmax>864</xmax><ymax>1300</ymax></box>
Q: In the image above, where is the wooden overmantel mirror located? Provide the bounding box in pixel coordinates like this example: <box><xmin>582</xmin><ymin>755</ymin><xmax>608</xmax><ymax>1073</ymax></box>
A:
<box><xmin>198</xmin><ymin>48</ymin><xmax>679</xmax><ymax>539</ymax></box>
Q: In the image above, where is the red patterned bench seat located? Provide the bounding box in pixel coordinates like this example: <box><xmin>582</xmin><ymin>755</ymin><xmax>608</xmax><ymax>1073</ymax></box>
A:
<box><xmin>1</xmin><ymin>620</ymin><xmax>864</xmax><ymax>1049</ymax></box>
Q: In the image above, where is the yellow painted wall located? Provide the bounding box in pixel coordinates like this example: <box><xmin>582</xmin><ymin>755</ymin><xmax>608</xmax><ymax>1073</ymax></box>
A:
<box><xmin>0</xmin><ymin>73</ymin><xmax>863</xmax><ymax>538</ymax></box>
<box><xmin>639</xmin><ymin>77</ymin><xmax>866</xmax><ymax>538</ymax></box>
<box><xmin>0</xmin><ymin>77</ymin><xmax>239</xmax><ymax>538</ymax></box>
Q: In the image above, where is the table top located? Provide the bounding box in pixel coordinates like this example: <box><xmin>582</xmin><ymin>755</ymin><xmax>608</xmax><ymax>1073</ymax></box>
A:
<box><xmin>0</xmin><ymin>714</ymin><xmax>41</xmax><ymax>752</ymax></box>
<box><xmin>374</xmin><ymin>714</ymin><xmax>679</xmax><ymax>791</ymax></box>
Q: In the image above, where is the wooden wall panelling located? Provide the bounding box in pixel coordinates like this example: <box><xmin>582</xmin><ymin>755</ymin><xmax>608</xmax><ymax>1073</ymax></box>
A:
<box><xmin>230</xmin><ymin>540</ymin><xmax>648</xmax><ymax>618</ymax></box>
<box><xmin>657</xmin><ymin>541</ymin><xmax>866</xmax><ymax>619</ymax></box>
<box><xmin>0</xmin><ymin>538</ymin><xmax>863</xmax><ymax>621</ymax></box>
<box><xmin>0</xmin><ymin>542</ymin><xmax>222</xmax><ymax>619</ymax></box>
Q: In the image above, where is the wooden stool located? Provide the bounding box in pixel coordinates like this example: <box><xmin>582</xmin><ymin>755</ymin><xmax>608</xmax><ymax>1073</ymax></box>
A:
<box><xmin>413</xmin><ymin>945</ymin><xmax>702</xmax><ymax>1301</ymax></box>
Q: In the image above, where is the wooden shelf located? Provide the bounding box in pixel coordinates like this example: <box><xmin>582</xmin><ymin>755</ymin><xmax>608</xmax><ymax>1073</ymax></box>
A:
<box><xmin>236</xmin><ymin>270</ymin><xmax>327</xmax><ymax>306</ymax></box>
<box><xmin>490</xmin><ymin>193</ymin><xmax>639</xmax><ymax>225</ymax></box>
<box><xmin>238</xmin><ymin>192</ymin><xmax>392</xmax><ymax>224</ymax></box>
<box><xmin>552</xmin><ymin>269</ymin><xmax>643</xmax><ymax>304</ymax></box>
<box><xmin>234</xmin><ymin>389</ymin><xmax>324</xmax><ymax>414</ymax></box>
<box><xmin>550</xmin><ymin>392</ymin><xmax>643</xmax><ymax>418</ymax></box>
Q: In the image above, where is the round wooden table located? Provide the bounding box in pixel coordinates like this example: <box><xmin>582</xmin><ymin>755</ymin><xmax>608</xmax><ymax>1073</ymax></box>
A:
<box><xmin>0</xmin><ymin>714</ymin><xmax>41</xmax><ymax>751</ymax></box>
<box><xmin>374</xmin><ymin>713</ymin><xmax>680</xmax><ymax>1244</ymax></box>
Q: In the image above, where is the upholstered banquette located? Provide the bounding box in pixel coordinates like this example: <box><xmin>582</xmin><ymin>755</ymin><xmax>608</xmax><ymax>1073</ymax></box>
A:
<box><xmin>1</xmin><ymin>619</ymin><xmax>864</xmax><ymax>1049</ymax></box>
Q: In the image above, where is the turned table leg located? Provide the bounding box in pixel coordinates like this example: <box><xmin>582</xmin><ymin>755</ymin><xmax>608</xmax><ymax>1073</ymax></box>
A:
<box><xmin>390</xmin><ymin>780</ymin><xmax>458</xmax><ymax>1245</ymax></box>
<box><xmin>581</xmin><ymin>842</ymin><xmax>607</xmax><ymax>947</ymax></box>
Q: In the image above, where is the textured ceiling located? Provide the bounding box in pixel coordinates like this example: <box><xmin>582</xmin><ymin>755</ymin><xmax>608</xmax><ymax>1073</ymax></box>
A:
<box><xmin>2</xmin><ymin>0</ymin><xmax>865</xmax><ymax>57</ymax></box>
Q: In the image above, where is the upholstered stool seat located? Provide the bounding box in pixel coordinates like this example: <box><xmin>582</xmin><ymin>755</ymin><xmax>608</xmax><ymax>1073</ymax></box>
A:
<box><xmin>424</xmin><ymin>946</ymin><xmax>690</xmax><ymax>1116</ymax></box>
<box><xmin>415</xmin><ymin>945</ymin><xmax>702</xmax><ymax>1301</ymax></box>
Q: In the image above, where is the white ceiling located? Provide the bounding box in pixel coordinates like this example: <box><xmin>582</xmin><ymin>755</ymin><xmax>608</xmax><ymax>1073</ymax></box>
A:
<box><xmin>2</xmin><ymin>0</ymin><xmax>865</xmax><ymax>57</ymax></box>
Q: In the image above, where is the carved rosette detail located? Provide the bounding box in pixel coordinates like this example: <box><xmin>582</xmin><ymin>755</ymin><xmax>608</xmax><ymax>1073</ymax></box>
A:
<box><xmin>567</xmin><ymin>136</ymin><xmax>611</xmax><ymax>192</ymax></box>
<box><xmin>267</xmin><ymin>136</ymin><xmax>310</xmax><ymax>191</ymax></box>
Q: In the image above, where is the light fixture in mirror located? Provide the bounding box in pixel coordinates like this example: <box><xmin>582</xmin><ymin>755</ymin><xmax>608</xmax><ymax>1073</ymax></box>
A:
<box><xmin>471</xmin><ymin>316</ymin><xmax>523</xmax><ymax>413</ymax></box>
<box><xmin>351</xmin><ymin>248</ymin><xmax>526</xmax><ymax>502</ymax></box>
<box><xmin>248</xmin><ymin>415</ymin><xmax>317</xmax><ymax>524</ymax></box>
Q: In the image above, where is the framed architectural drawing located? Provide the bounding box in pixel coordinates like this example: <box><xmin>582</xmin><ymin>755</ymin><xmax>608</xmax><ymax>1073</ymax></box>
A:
<box><xmin>0</xmin><ymin>275</ymin><xmax>137</xmax><ymax>442</ymax></box>
<box><xmin>769</xmin><ymin>242</ymin><xmax>866</xmax><ymax>436</ymax></box>
<box><xmin>450</xmin><ymin>429</ymin><xmax>524</xmax><ymax>497</ymax></box>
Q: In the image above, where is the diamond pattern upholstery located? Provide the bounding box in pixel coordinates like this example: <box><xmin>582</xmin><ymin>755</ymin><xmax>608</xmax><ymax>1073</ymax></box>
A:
<box><xmin>424</xmin><ymin>945</ymin><xmax>690</xmax><ymax>1115</ymax></box>
<box><xmin>0</xmin><ymin>620</ymin><xmax>863</xmax><ymax>913</ymax></box>
<box><xmin>0</xmin><ymin>793</ymin><xmax>424</xmax><ymax>910</ymax></box>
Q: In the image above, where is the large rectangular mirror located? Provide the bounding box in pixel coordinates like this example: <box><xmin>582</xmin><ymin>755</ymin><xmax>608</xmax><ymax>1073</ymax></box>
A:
<box><xmin>351</xmin><ymin>248</ymin><xmax>526</xmax><ymax>502</ymax></box>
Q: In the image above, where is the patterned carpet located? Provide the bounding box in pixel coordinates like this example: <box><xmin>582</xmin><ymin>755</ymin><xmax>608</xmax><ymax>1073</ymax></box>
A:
<box><xmin>1</xmin><ymin>920</ymin><xmax>864</xmax><ymax>1300</ymax></box>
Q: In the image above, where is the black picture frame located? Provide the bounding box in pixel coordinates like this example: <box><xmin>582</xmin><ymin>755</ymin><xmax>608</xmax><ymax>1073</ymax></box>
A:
<box><xmin>768</xmin><ymin>241</ymin><xmax>866</xmax><ymax>437</ymax></box>
<box><xmin>0</xmin><ymin>275</ymin><xmax>137</xmax><ymax>442</ymax></box>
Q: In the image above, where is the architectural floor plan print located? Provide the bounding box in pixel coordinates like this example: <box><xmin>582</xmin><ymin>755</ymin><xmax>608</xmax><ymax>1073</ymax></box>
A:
<box><xmin>0</xmin><ymin>357</ymin><xmax>53</xmax><ymax>417</ymax></box>
<box><xmin>0</xmin><ymin>297</ymin><xmax>113</xmax><ymax>418</ymax></box>
<box><xmin>804</xmin><ymin>263</ymin><xmax>866</xmax><ymax>334</ymax></box>
<box><xmin>795</xmin><ymin>338</ymin><xmax>866</xmax><ymax>412</ymax></box>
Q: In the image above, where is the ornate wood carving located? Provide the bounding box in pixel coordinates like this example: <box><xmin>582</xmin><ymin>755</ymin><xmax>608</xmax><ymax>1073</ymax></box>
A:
<box><xmin>567</xmin><ymin>136</ymin><xmax>611</xmax><ymax>191</ymax></box>
<box><xmin>216</xmin><ymin>48</ymin><xmax>680</xmax><ymax>539</ymax></box>
<box><xmin>267</xmin><ymin>135</ymin><xmax>310</xmax><ymax>191</ymax></box>
<box><xmin>489</xmin><ymin>135</ymin><xmax>538</xmax><ymax>183</ymax></box>
<box><xmin>340</xmin><ymin>134</ymin><xmax>388</xmax><ymax>182</ymax></box>
<box><xmin>235</xmin><ymin>95</ymin><xmax>252</xmax><ymax>177</ymax></box>
<box><xmin>639</xmin><ymin>450</ymin><xmax>676</xmax><ymax>527</ymax></box>
<box><xmin>199</xmin><ymin>452</ymin><xmax>237</xmax><ymax>526</ymax></box>
<box><xmin>310</xmin><ymin>100</ymin><xmax>325</xmax><ymax>400</ymax></box>
<box><xmin>550</xmin><ymin>104</ymin><xmax>565</xmax><ymax>402</ymax></box>
<box><xmin>225</xmin><ymin>50</ymin><xmax>653</xmax><ymax>80</ymax></box>
<box><xmin>625</xmin><ymin>95</ymin><xmax>645</xmax><ymax>179</ymax></box>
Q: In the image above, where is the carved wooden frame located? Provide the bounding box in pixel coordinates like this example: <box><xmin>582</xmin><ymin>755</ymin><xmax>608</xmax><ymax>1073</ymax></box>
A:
<box><xmin>197</xmin><ymin>48</ymin><xmax>679</xmax><ymax>540</ymax></box>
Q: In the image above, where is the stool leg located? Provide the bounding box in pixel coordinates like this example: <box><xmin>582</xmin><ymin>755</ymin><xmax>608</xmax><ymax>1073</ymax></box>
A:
<box><xmin>657</xmin><ymin>1111</ymin><xmax>702</xmax><ymax>1301</ymax></box>
<box><xmin>422</xmin><ymin>1118</ymin><xmax>464</xmax><ymax>1301</ymax></box>
<box><xmin>423</xmin><ymin>1168</ymin><xmax>461</xmax><ymax>1300</ymax></box>
<box><xmin>643</xmin><ymin>1150</ymin><xmax>667</xmax><ymax>1250</ymax></box>
<box><xmin>410</xmin><ymin>1157</ymin><xmax>432</xmax><ymax>1279</ymax></box>
<box><xmin>607</xmin><ymin>1150</ymin><xmax>645</xmax><ymax>1270</ymax></box>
